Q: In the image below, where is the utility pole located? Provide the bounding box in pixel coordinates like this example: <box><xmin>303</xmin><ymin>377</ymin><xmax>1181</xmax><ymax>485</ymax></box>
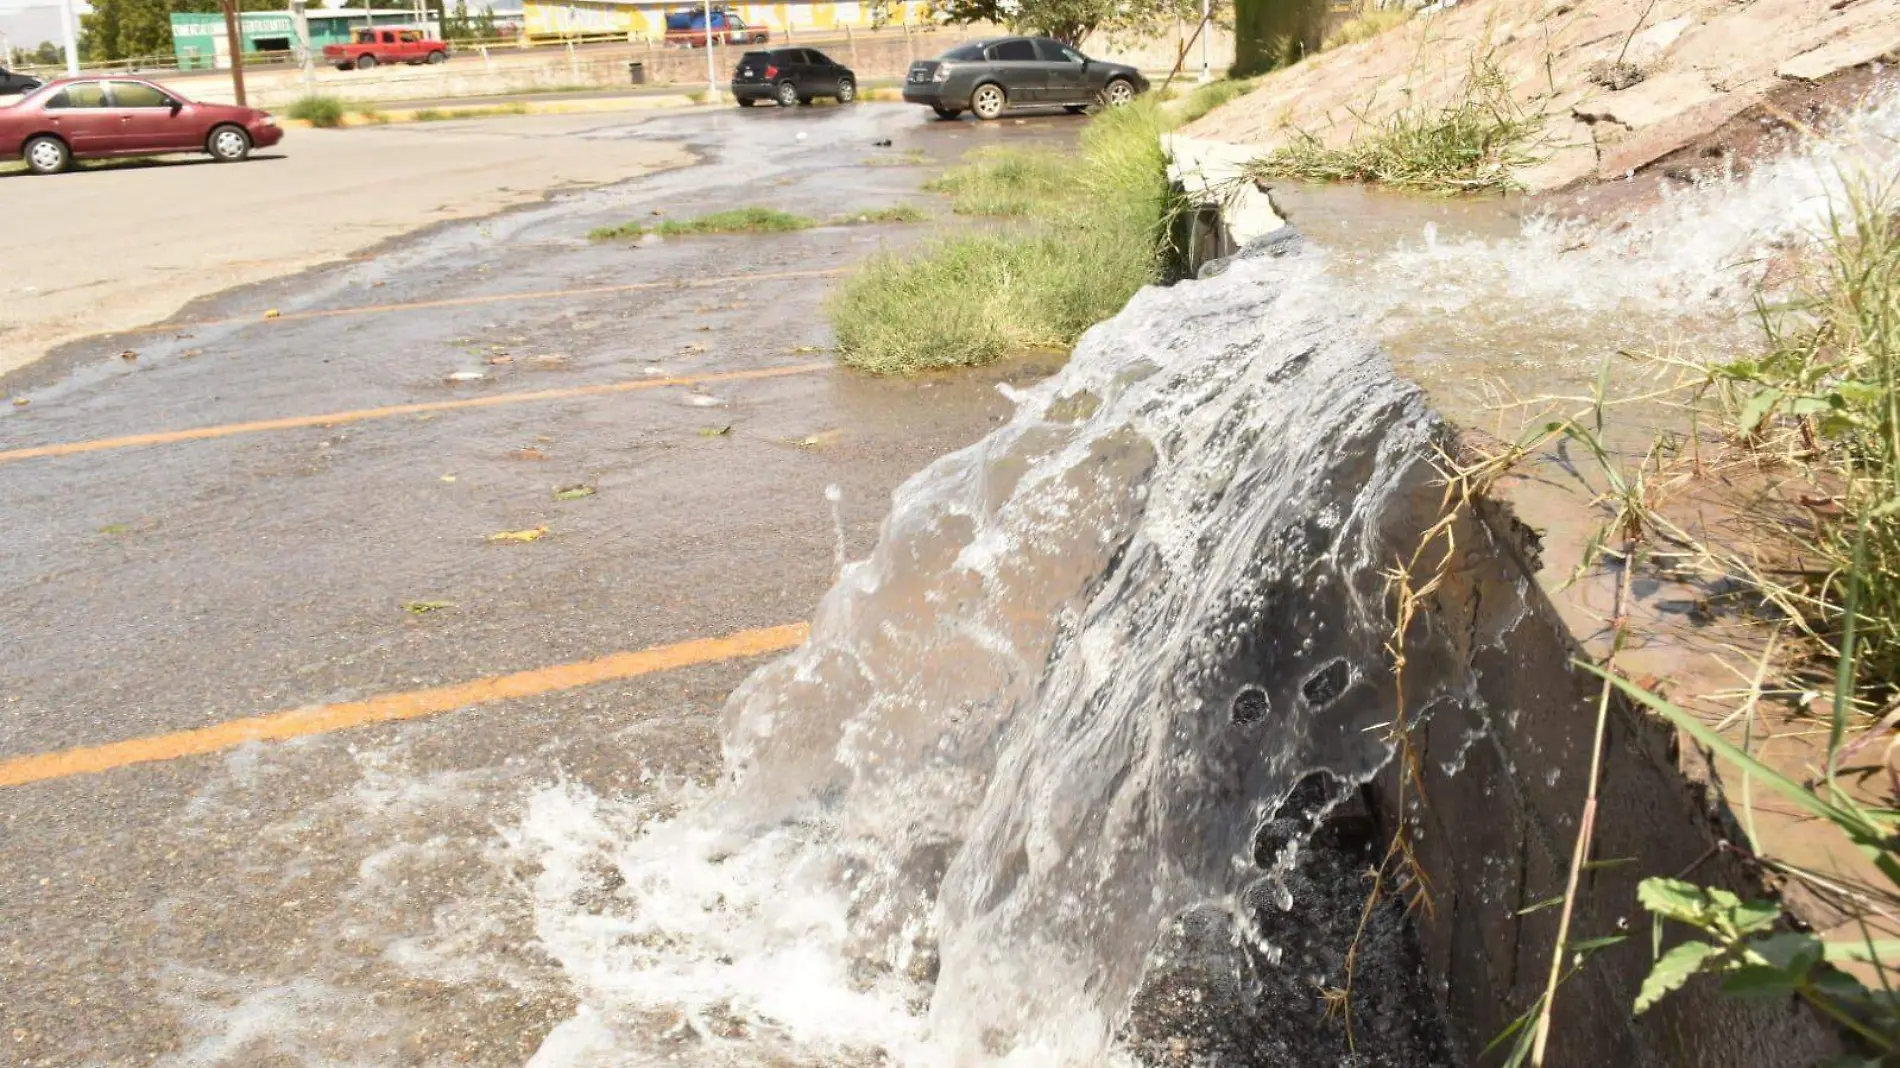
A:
<box><xmin>221</xmin><ymin>0</ymin><xmax>248</xmax><ymax>105</ymax></box>
<box><xmin>57</xmin><ymin>0</ymin><xmax>79</xmax><ymax>75</ymax></box>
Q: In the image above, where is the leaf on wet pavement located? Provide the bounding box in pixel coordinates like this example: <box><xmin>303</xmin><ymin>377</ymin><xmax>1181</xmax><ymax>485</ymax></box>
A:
<box><xmin>98</xmin><ymin>523</ymin><xmax>130</xmax><ymax>535</ymax></box>
<box><xmin>514</xmin><ymin>447</ymin><xmax>547</xmax><ymax>461</ymax></box>
<box><xmin>698</xmin><ymin>426</ymin><xmax>733</xmax><ymax>437</ymax></box>
<box><xmin>487</xmin><ymin>526</ymin><xmax>549</xmax><ymax>544</ymax></box>
<box><xmin>554</xmin><ymin>484</ymin><xmax>597</xmax><ymax>500</ymax></box>
<box><xmin>118</xmin><ymin>350</ymin><xmax>138</xmax><ymax>361</ymax></box>
<box><xmin>403</xmin><ymin>600</ymin><xmax>455</xmax><ymax>614</ymax></box>
<box><xmin>263</xmin><ymin>309</ymin><xmax>281</xmax><ymax>319</ymax></box>
<box><xmin>11</xmin><ymin>397</ymin><xmax>27</xmax><ymax>407</ymax></box>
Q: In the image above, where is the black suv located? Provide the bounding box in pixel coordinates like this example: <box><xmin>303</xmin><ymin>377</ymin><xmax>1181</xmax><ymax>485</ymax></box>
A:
<box><xmin>730</xmin><ymin>48</ymin><xmax>857</xmax><ymax>107</ymax></box>
<box><xmin>0</xmin><ymin>67</ymin><xmax>43</xmax><ymax>97</ymax></box>
<box><xmin>902</xmin><ymin>36</ymin><xmax>1147</xmax><ymax>120</ymax></box>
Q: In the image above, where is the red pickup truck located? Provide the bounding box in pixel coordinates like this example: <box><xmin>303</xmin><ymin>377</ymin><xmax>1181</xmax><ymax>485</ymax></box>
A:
<box><xmin>323</xmin><ymin>28</ymin><xmax>450</xmax><ymax>70</ymax></box>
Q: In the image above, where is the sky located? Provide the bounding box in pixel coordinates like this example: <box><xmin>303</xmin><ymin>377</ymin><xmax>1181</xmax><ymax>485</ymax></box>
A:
<box><xmin>0</xmin><ymin>3</ymin><xmax>72</xmax><ymax>51</ymax></box>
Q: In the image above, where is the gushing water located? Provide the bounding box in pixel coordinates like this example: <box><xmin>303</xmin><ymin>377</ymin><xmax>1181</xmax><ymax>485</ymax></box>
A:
<box><xmin>507</xmin><ymin>79</ymin><xmax>1900</xmax><ymax>1068</ymax></box>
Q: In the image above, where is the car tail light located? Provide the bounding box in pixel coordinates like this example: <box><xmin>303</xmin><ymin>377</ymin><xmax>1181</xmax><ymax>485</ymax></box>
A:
<box><xmin>764</xmin><ymin>64</ymin><xmax>778</xmax><ymax>79</ymax></box>
<box><xmin>933</xmin><ymin>65</ymin><xmax>950</xmax><ymax>82</ymax></box>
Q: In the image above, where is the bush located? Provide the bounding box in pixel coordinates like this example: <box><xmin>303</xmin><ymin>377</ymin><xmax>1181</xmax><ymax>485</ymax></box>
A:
<box><xmin>923</xmin><ymin>148</ymin><xmax>1074</xmax><ymax>216</ymax></box>
<box><xmin>286</xmin><ymin>95</ymin><xmax>346</xmax><ymax>127</ymax></box>
<box><xmin>830</xmin><ymin>99</ymin><xmax>1178</xmax><ymax>375</ymax></box>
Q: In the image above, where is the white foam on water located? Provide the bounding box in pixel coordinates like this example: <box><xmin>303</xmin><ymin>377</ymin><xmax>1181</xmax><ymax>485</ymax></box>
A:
<box><xmin>502</xmin><ymin>77</ymin><xmax>1900</xmax><ymax>1068</ymax></box>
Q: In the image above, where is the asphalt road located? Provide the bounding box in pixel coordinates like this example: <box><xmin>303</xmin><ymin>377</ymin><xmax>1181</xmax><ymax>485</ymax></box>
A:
<box><xmin>0</xmin><ymin>103</ymin><xmax>1080</xmax><ymax>1066</ymax></box>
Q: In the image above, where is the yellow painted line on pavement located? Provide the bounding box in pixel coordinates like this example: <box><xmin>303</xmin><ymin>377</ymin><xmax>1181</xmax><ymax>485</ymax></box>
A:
<box><xmin>175</xmin><ymin>267</ymin><xmax>846</xmax><ymax>330</ymax></box>
<box><xmin>0</xmin><ymin>622</ymin><xmax>809</xmax><ymax>789</ymax></box>
<box><xmin>0</xmin><ymin>362</ymin><xmax>830</xmax><ymax>465</ymax></box>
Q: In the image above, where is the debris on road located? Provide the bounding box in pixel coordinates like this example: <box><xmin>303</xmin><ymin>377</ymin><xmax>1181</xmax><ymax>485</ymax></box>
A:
<box><xmin>489</xmin><ymin>354</ymin><xmax>515</xmax><ymax>365</ymax></box>
<box><xmin>554</xmin><ymin>484</ymin><xmax>597</xmax><ymax>500</ymax></box>
<box><xmin>11</xmin><ymin>397</ymin><xmax>27</xmax><ymax>407</ymax></box>
<box><xmin>698</xmin><ymin>425</ymin><xmax>733</xmax><ymax>437</ymax></box>
<box><xmin>118</xmin><ymin>350</ymin><xmax>138</xmax><ymax>361</ymax></box>
<box><xmin>686</xmin><ymin>394</ymin><xmax>724</xmax><ymax>407</ymax></box>
<box><xmin>487</xmin><ymin>526</ymin><xmax>549</xmax><ymax>544</ymax></box>
<box><xmin>263</xmin><ymin>309</ymin><xmax>281</xmax><ymax>319</ymax></box>
<box><xmin>402</xmin><ymin>601</ymin><xmax>455</xmax><ymax>614</ymax></box>
<box><xmin>440</xmin><ymin>475</ymin><xmax>457</xmax><ymax>482</ymax></box>
<box><xmin>98</xmin><ymin>523</ymin><xmax>131</xmax><ymax>535</ymax></box>
<box><xmin>515</xmin><ymin>447</ymin><xmax>548</xmax><ymax>461</ymax></box>
<box><xmin>446</xmin><ymin>371</ymin><xmax>486</xmax><ymax>383</ymax></box>
<box><xmin>527</xmin><ymin>354</ymin><xmax>570</xmax><ymax>369</ymax></box>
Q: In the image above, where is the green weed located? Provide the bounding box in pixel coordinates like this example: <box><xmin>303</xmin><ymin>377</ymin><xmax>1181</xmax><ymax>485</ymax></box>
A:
<box><xmin>1248</xmin><ymin>53</ymin><xmax>1543</xmax><ymax>193</ymax></box>
<box><xmin>1325</xmin><ymin>9</ymin><xmax>1411</xmax><ymax>50</ymax></box>
<box><xmin>589</xmin><ymin>206</ymin><xmax>819</xmax><ymax>240</ymax></box>
<box><xmin>830</xmin><ymin>99</ymin><xmax>1179</xmax><ymax>375</ymax></box>
<box><xmin>286</xmin><ymin>95</ymin><xmax>346</xmax><ymax>127</ymax></box>
<box><xmin>1173</xmin><ymin>77</ymin><xmax>1261</xmax><ymax>126</ymax></box>
<box><xmin>922</xmin><ymin>147</ymin><xmax>1076</xmax><ymax>216</ymax></box>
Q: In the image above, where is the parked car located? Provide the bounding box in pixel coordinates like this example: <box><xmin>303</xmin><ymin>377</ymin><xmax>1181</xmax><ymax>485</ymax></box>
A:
<box><xmin>0</xmin><ymin>78</ymin><xmax>282</xmax><ymax>175</ymax></box>
<box><xmin>0</xmin><ymin>67</ymin><xmax>42</xmax><ymax>97</ymax></box>
<box><xmin>665</xmin><ymin>9</ymin><xmax>769</xmax><ymax>47</ymax></box>
<box><xmin>730</xmin><ymin>48</ymin><xmax>856</xmax><ymax>107</ymax></box>
<box><xmin>902</xmin><ymin>36</ymin><xmax>1147</xmax><ymax>120</ymax></box>
<box><xmin>322</xmin><ymin>28</ymin><xmax>450</xmax><ymax>70</ymax></box>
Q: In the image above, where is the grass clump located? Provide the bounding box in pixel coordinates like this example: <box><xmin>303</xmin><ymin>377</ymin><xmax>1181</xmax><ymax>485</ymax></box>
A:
<box><xmin>286</xmin><ymin>95</ymin><xmax>346</xmax><ymax>127</ymax></box>
<box><xmin>1324</xmin><ymin>9</ymin><xmax>1411</xmax><ymax>50</ymax></box>
<box><xmin>589</xmin><ymin>206</ymin><xmax>819</xmax><ymax>240</ymax></box>
<box><xmin>922</xmin><ymin>148</ymin><xmax>1075</xmax><ymax>217</ymax></box>
<box><xmin>1249</xmin><ymin>55</ymin><xmax>1543</xmax><ymax>193</ymax></box>
<box><xmin>831</xmin><ymin>99</ymin><xmax>1178</xmax><ymax>374</ymax></box>
<box><xmin>1173</xmin><ymin>76</ymin><xmax>1261</xmax><ymax>125</ymax></box>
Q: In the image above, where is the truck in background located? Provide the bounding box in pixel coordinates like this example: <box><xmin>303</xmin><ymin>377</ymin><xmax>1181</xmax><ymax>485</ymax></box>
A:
<box><xmin>663</xmin><ymin>9</ymin><xmax>770</xmax><ymax>47</ymax></box>
<box><xmin>322</xmin><ymin>28</ymin><xmax>451</xmax><ymax>70</ymax></box>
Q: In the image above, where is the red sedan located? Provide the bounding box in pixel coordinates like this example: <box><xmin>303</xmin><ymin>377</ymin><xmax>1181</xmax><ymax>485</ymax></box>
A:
<box><xmin>0</xmin><ymin>77</ymin><xmax>282</xmax><ymax>175</ymax></box>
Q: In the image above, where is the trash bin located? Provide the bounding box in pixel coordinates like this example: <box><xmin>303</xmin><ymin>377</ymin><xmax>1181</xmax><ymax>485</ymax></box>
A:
<box><xmin>628</xmin><ymin>61</ymin><xmax>647</xmax><ymax>84</ymax></box>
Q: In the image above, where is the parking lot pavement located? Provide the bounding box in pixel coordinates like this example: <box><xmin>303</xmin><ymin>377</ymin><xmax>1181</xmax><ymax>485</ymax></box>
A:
<box><xmin>0</xmin><ymin>102</ymin><xmax>1081</xmax><ymax>1066</ymax></box>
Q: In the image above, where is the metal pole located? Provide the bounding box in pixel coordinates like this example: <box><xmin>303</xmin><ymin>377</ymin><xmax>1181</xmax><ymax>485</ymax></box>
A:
<box><xmin>57</xmin><ymin>0</ymin><xmax>79</xmax><ymax>75</ymax></box>
<box><xmin>291</xmin><ymin>0</ymin><xmax>315</xmax><ymax>97</ymax></box>
<box><xmin>1198</xmin><ymin>0</ymin><xmax>1211</xmax><ymax>83</ymax></box>
<box><xmin>701</xmin><ymin>0</ymin><xmax>716</xmax><ymax>103</ymax></box>
<box><xmin>222</xmin><ymin>0</ymin><xmax>248</xmax><ymax>104</ymax></box>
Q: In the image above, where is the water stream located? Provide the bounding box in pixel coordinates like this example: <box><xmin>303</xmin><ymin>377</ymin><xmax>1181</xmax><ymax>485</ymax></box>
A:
<box><xmin>506</xmin><ymin>81</ymin><xmax>1900</xmax><ymax>1068</ymax></box>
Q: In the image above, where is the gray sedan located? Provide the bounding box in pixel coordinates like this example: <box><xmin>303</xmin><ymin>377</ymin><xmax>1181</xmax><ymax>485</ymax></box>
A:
<box><xmin>902</xmin><ymin>36</ymin><xmax>1149</xmax><ymax>120</ymax></box>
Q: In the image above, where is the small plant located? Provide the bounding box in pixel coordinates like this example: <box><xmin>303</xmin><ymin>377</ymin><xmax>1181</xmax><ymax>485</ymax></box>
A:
<box><xmin>412</xmin><ymin>108</ymin><xmax>447</xmax><ymax>121</ymax></box>
<box><xmin>1248</xmin><ymin>52</ymin><xmax>1545</xmax><ymax>193</ymax></box>
<box><xmin>833</xmin><ymin>205</ymin><xmax>927</xmax><ymax>225</ymax></box>
<box><xmin>286</xmin><ymin>95</ymin><xmax>346</xmax><ymax>127</ymax></box>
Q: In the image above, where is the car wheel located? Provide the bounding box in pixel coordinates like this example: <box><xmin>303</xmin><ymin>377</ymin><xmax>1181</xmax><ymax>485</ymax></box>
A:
<box><xmin>208</xmin><ymin>124</ymin><xmax>252</xmax><ymax>163</ymax></box>
<box><xmin>427</xmin><ymin>50</ymin><xmax>447</xmax><ymax>64</ymax></box>
<box><xmin>836</xmin><ymin>78</ymin><xmax>856</xmax><ymax>103</ymax></box>
<box><xmin>1102</xmin><ymin>77</ymin><xmax>1136</xmax><ymax>107</ymax></box>
<box><xmin>931</xmin><ymin>106</ymin><xmax>962</xmax><ymax>120</ymax></box>
<box><xmin>737</xmin><ymin>96</ymin><xmax>756</xmax><ymax>107</ymax></box>
<box><xmin>775</xmin><ymin>80</ymin><xmax>798</xmax><ymax>107</ymax></box>
<box><xmin>23</xmin><ymin>134</ymin><xmax>69</xmax><ymax>175</ymax></box>
<box><xmin>357</xmin><ymin>53</ymin><xmax>378</xmax><ymax>69</ymax></box>
<box><xmin>970</xmin><ymin>82</ymin><xmax>1006</xmax><ymax>120</ymax></box>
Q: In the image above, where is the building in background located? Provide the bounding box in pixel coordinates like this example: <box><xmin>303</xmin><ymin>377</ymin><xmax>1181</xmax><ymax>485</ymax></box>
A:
<box><xmin>168</xmin><ymin>9</ymin><xmax>444</xmax><ymax>69</ymax></box>
<box><xmin>521</xmin><ymin>0</ymin><xmax>931</xmax><ymax>42</ymax></box>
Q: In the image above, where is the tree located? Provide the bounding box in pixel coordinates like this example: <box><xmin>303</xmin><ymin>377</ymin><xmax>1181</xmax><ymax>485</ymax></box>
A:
<box><xmin>83</xmin><ymin>0</ymin><xmax>288</xmax><ymax>62</ymax></box>
<box><xmin>31</xmin><ymin>41</ymin><xmax>63</xmax><ymax>66</ymax></box>
<box><xmin>905</xmin><ymin>0</ymin><xmax>1200</xmax><ymax>45</ymax></box>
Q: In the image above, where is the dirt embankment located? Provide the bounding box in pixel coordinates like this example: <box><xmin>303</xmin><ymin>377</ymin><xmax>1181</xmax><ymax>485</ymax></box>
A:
<box><xmin>1183</xmin><ymin>0</ymin><xmax>1900</xmax><ymax>192</ymax></box>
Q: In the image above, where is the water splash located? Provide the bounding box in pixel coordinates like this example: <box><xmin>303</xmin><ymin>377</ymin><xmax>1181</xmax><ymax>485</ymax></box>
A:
<box><xmin>511</xmin><ymin>232</ymin><xmax>1467</xmax><ymax>1067</ymax></box>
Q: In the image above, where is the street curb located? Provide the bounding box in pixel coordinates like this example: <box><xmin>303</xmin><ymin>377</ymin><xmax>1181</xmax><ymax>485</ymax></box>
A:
<box><xmin>278</xmin><ymin>92</ymin><xmax>705</xmax><ymax>128</ymax></box>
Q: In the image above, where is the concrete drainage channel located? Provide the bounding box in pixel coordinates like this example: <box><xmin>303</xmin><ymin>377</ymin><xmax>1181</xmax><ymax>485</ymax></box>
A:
<box><xmin>1161</xmin><ymin>136</ymin><xmax>1846</xmax><ymax>1064</ymax></box>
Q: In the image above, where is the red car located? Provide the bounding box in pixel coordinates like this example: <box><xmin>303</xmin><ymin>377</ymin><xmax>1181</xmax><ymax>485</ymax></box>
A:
<box><xmin>0</xmin><ymin>77</ymin><xmax>281</xmax><ymax>175</ymax></box>
<box><xmin>323</xmin><ymin>28</ymin><xmax>451</xmax><ymax>70</ymax></box>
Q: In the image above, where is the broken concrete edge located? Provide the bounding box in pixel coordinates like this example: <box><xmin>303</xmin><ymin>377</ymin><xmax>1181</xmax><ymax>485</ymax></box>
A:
<box><xmin>1162</xmin><ymin>132</ymin><xmax>1287</xmax><ymax>264</ymax></box>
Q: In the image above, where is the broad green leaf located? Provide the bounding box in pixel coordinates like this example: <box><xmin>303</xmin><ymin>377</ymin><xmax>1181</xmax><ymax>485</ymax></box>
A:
<box><xmin>1637</xmin><ymin>941</ymin><xmax>1719</xmax><ymax>1013</ymax></box>
<box><xmin>1738</xmin><ymin>387</ymin><xmax>1784</xmax><ymax>433</ymax></box>
<box><xmin>1789</xmin><ymin>396</ymin><xmax>1834</xmax><ymax>417</ymax></box>
<box><xmin>1638</xmin><ymin>878</ymin><xmax>1716</xmax><ymax>925</ymax></box>
<box><xmin>1821</xmin><ymin>938</ymin><xmax>1900</xmax><ymax>965</ymax></box>
<box><xmin>1570</xmin><ymin>934</ymin><xmax>1629</xmax><ymax>957</ymax></box>
<box><xmin>1721</xmin><ymin>965</ymin><xmax>1799</xmax><ymax>1000</ymax></box>
<box><xmin>1731</xmin><ymin>899</ymin><xmax>1784</xmax><ymax>935</ymax></box>
<box><xmin>1748</xmin><ymin>932</ymin><xmax>1822</xmax><ymax>975</ymax></box>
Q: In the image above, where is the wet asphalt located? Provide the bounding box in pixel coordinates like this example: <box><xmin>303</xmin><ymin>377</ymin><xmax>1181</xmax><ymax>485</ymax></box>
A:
<box><xmin>0</xmin><ymin>102</ymin><xmax>1079</xmax><ymax>1066</ymax></box>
